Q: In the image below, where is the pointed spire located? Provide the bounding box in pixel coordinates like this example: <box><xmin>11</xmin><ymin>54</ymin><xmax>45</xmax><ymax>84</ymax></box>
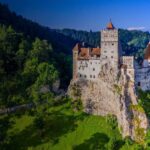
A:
<box><xmin>106</xmin><ymin>19</ymin><xmax>115</xmax><ymax>30</ymax></box>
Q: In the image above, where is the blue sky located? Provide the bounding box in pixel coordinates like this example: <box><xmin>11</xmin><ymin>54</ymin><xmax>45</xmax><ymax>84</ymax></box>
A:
<box><xmin>0</xmin><ymin>0</ymin><xmax>150</xmax><ymax>31</ymax></box>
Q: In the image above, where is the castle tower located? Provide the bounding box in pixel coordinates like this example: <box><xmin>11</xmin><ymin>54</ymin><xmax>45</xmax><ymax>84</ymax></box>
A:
<box><xmin>72</xmin><ymin>43</ymin><xmax>80</xmax><ymax>80</ymax></box>
<box><xmin>101</xmin><ymin>20</ymin><xmax>122</xmax><ymax>67</ymax></box>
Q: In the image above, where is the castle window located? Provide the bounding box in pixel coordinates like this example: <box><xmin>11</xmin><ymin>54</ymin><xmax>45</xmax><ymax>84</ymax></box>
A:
<box><xmin>93</xmin><ymin>75</ymin><xmax>95</xmax><ymax>78</ymax></box>
<box><xmin>138</xmin><ymin>82</ymin><xmax>141</xmax><ymax>86</ymax></box>
<box><xmin>104</xmin><ymin>51</ymin><xmax>107</xmax><ymax>53</ymax></box>
<box><xmin>106</xmin><ymin>56</ymin><xmax>107</xmax><ymax>58</ymax></box>
<box><xmin>84</xmin><ymin>75</ymin><xmax>87</xmax><ymax>78</ymax></box>
<box><xmin>93</xmin><ymin>68</ymin><xmax>95</xmax><ymax>71</ymax></box>
<box><xmin>90</xmin><ymin>75</ymin><xmax>92</xmax><ymax>78</ymax></box>
<box><xmin>79</xmin><ymin>74</ymin><xmax>82</xmax><ymax>77</ymax></box>
<box><xmin>111</xmin><ymin>56</ymin><xmax>113</xmax><ymax>58</ymax></box>
<box><xmin>112</xmin><ymin>43</ymin><xmax>114</xmax><ymax>45</ymax></box>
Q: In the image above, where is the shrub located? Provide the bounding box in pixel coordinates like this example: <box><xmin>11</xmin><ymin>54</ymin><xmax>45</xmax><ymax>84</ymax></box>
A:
<box><xmin>106</xmin><ymin>114</ymin><xmax>118</xmax><ymax>129</ymax></box>
<box><xmin>71</xmin><ymin>98</ymin><xmax>83</xmax><ymax>111</ymax></box>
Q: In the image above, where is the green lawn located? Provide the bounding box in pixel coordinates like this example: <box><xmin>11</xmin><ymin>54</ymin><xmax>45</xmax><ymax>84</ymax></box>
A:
<box><xmin>3</xmin><ymin>100</ymin><xmax>141</xmax><ymax>150</ymax></box>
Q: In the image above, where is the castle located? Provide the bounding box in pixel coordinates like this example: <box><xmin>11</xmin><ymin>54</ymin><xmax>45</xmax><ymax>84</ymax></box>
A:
<box><xmin>72</xmin><ymin>21</ymin><xmax>150</xmax><ymax>91</ymax></box>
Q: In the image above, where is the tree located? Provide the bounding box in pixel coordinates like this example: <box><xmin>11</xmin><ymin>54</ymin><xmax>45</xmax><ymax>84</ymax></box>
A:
<box><xmin>30</xmin><ymin>38</ymin><xmax>53</xmax><ymax>62</ymax></box>
<box><xmin>34</xmin><ymin>115</ymin><xmax>45</xmax><ymax>137</ymax></box>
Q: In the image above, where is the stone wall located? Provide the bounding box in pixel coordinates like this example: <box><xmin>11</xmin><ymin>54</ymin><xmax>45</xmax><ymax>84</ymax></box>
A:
<box><xmin>77</xmin><ymin>59</ymin><xmax>101</xmax><ymax>81</ymax></box>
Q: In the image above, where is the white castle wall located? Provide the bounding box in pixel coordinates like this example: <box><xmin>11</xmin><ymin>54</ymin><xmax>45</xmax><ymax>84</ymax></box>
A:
<box><xmin>77</xmin><ymin>59</ymin><xmax>101</xmax><ymax>81</ymax></box>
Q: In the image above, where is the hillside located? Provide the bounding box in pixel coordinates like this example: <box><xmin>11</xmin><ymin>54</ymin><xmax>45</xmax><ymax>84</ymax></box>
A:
<box><xmin>0</xmin><ymin>3</ymin><xmax>77</xmax><ymax>55</ymax></box>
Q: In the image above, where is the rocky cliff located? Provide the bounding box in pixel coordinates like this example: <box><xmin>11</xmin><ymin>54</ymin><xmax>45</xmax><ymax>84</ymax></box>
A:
<box><xmin>68</xmin><ymin>62</ymin><xmax>149</xmax><ymax>142</ymax></box>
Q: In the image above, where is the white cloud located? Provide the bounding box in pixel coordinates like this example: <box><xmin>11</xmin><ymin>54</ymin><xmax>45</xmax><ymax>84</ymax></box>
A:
<box><xmin>127</xmin><ymin>27</ymin><xmax>146</xmax><ymax>31</ymax></box>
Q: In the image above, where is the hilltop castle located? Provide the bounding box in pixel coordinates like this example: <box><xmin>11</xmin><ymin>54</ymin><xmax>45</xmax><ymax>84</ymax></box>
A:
<box><xmin>72</xmin><ymin>21</ymin><xmax>150</xmax><ymax>91</ymax></box>
<box><xmin>69</xmin><ymin>21</ymin><xmax>149</xmax><ymax>140</ymax></box>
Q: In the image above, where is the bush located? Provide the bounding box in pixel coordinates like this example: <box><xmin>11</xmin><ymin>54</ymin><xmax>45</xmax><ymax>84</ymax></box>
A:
<box><xmin>71</xmin><ymin>98</ymin><xmax>83</xmax><ymax>111</ymax></box>
<box><xmin>107</xmin><ymin>137</ymin><xmax>117</xmax><ymax>150</ymax></box>
<box><xmin>106</xmin><ymin>114</ymin><xmax>118</xmax><ymax>129</ymax></box>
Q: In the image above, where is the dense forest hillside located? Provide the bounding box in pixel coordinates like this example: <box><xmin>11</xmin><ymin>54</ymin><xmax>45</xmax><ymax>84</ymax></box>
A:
<box><xmin>0</xmin><ymin>3</ymin><xmax>77</xmax><ymax>55</ymax></box>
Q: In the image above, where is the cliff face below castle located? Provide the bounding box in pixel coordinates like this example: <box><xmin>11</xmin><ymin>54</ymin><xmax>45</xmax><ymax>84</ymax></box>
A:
<box><xmin>68</xmin><ymin>63</ymin><xmax>149</xmax><ymax>142</ymax></box>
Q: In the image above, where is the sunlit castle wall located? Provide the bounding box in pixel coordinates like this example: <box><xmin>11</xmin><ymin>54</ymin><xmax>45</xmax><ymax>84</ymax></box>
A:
<box><xmin>77</xmin><ymin>59</ymin><xmax>101</xmax><ymax>81</ymax></box>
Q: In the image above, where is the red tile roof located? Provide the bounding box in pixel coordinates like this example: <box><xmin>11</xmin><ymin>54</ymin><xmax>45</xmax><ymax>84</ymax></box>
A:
<box><xmin>73</xmin><ymin>43</ymin><xmax>101</xmax><ymax>59</ymax></box>
<box><xmin>144</xmin><ymin>42</ymin><xmax>150</xmax><ymax>60</ymax></box>
<box><xmin>91</xmin><ymin>48</ymin><xmax>101</xmax><ymax>56</ymax></box>
<box><xmin>107</xmin><ymin>21</ymin><xmax>115</xmax><ymax>30</ymax></box>
<box><xmin>79</xmin><ymin>48</ymin><xmax>89</xmax><ymax>58</ymax></box>
<box><xmin>120</xmin><ymin>64</ymin><xmax>127</xmax><ymax>69</ymax></box>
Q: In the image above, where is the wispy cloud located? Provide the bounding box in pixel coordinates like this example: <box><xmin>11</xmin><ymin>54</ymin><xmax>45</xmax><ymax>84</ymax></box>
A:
<box><xmin>127</xmin><ymin>27</ymin><xmax>146</xmax><ymax>31</ymax></box>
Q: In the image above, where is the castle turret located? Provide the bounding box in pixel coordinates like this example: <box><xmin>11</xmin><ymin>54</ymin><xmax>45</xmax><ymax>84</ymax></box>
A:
<box><xmin>72</xmin><ymin>43</ymin><xmax>80</xmax><ymax>79</ymax></box>
<box><xmin>101</xmin><ymin>20</ymin><xmax>122</xmax><ymax>67</ymax></box>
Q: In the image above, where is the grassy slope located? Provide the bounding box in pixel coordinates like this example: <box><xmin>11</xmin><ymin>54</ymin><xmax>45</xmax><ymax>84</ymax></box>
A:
<box><xmin>5</xmin><ymin>101</ymin><xmax>123</xmax><ymax>150</ymax></box>
<box><xmin>5</xmin><ymin>100</ymin><xmax>141</xmax><ymax>150</ymax></box>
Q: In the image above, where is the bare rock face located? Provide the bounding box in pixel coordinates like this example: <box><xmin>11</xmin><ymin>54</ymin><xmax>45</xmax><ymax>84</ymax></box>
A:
<box><xmin>68</xmin><ymin>63</ymin><xmax>149</xmax><ymax>142</ymax></box>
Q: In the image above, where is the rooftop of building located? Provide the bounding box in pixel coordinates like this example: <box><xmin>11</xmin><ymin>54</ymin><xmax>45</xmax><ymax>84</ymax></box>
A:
<box><xmin>144</xmin><ymin>42</ymin><xmax>150</xmax><ymax>60</ymax></box>
<box><xmin>73</xmin><ymin>43</ymin><xmax>101</xmax><ymax>60</ymax></box>
<box><xmin>106</xmin><ymin>19</ymin><xmax>115</xmax><ymax>30</ymax></box>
